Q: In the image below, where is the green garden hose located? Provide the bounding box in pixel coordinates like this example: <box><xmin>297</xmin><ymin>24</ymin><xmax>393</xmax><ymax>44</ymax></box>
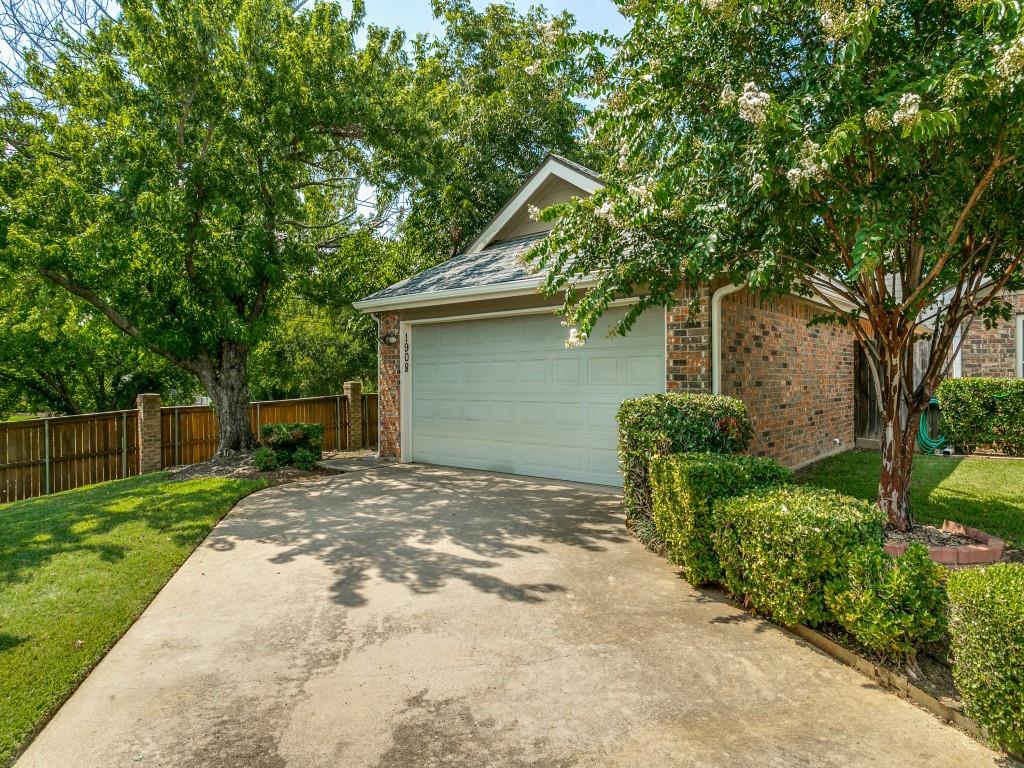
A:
<box><xmin>918</xmin><ymin>396</ymin><xmax>946</xmax><ymax>452</ymax></box>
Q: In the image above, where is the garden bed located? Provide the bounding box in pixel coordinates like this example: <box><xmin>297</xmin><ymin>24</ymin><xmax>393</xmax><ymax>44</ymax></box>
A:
<box><xmin>884</xmin><ymin>521</ymin><xmax>1005</xmax><ymax>565</ymax></box>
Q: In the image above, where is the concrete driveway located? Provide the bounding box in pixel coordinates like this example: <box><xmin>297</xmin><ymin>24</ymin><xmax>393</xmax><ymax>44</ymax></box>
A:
<box><xmin>17</xmin><ymin>465</ymin><xmax>1003</xmax><ymax>767</ymax></box>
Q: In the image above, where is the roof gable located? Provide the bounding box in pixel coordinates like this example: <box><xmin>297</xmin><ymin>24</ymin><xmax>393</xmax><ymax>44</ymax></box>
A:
<box><xmin>463</xmin><ymin>154</ymin><xmax>602</xmax><ymax>255</ymax></box>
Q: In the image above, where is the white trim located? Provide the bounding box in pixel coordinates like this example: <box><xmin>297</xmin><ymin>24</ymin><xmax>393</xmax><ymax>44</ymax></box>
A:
<box><xmin>402</xmin><ymin>297</ymin><xmax>641</xmax><ymax>326</ymax></box>
<box><xmin>953</xmin><ymin>323</ymin><xmax>963</xmax><ymax>379</ymax></box>
<box><xmin>711</xmin><ymin>283</ymin><xmax>743</xmax><ymax>394</ymax></box>
<box><xmin>464</xmin><ymin>156</ymin><xmax>603</xmax><ymax>256</ymax></box>
<box><xmin>1017</xmin><ymin>314</ymin><xmax>1023</xmax><ymax>378</ymax></box>
<box><xmin>399</xmin><ymin>321</ymin><xmax>412</xmax><ymax>462</ymax></box>
<box><xmin>354</xmin><ymin>277</ymin><xmax>545</xmax><ymax>313</ymax></box>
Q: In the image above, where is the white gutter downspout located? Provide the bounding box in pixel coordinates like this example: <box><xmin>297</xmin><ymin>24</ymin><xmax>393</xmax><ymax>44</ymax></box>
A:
<box><xmin>711</xmin><ymin>284</ymin><xmax>743</xmax><ymax>394</ymax></box>
<box><xmin>952</xmin><ymin>324</ymin><xmax>963</xmax><ymax>379</ymax></box>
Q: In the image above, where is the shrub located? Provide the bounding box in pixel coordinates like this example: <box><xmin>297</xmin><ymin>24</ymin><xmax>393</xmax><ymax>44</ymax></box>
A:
<box><xmin>714</xmin><ymin>486</ymin><xmax>885</xmax><ymax>627</ymax></box>
<box><xmin>649</xmin><ymin>453</ymin><xmax>792</xmax><ymax>585</ymax></box>
<box><xmin>617</xmin><ymin>394</ymin><xmax>751</xmax><ymax>522</ymax></box>
<box><xmin>251</xmin><ymin>446</ymin><xmax>279</xmax><ymax>471</ymax></box>
<box><xmin>937</xmin><ymin>377</ymin><xmax>1024</xmax><ymax>455</ymax></box>
<box><xmin>259</xmin><ymin>422</ymin><xmax>324</xmax><ymax>468</ymax></box>
<box><xmin>947</xmin><ymin>564</ymin><xmax>1024</xmax><ymax>755</ymax></box>
<box><xmin>825</xmin><ymin>544</ymin><xmax>947</xmax><ymax>659</ymax></box>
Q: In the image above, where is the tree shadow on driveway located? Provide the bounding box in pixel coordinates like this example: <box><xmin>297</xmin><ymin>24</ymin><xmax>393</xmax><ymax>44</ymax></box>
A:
<box><xmin>206</xmin><ymin>464</ymin><xmax>628</xmax><ymax>608</ymax></box>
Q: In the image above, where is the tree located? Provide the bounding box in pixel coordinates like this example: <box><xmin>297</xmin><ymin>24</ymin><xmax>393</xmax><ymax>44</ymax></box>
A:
<box><xmin>2</xmin><ymin>0</ymin><xmax>420</xmax><ymax>452</ymax></box>
<box><xmin>532</xmin><ymin>0</ymin><xmax>1024</xmax><ymax>529</ymax></box>
<box><xmin>0</xmin><ymin>273</ymin><xmax>198</xmax><ymax>418</ymax></box>
<box><xmin>396</xmin><ymin>0</ymin><xmax>591</xmax><ymax>267</ymax></box>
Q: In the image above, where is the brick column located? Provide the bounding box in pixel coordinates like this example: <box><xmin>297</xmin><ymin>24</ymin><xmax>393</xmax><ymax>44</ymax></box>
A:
<box><xmin>136</xmin><ymin>393</ymin><xmax>163</xmax><ymax>473</ymax></box>
<box><xmin>343</xmin><ymin>381</ymin><xmax>362</xmax><ymax>450</ymax></box>
<box><xmin>666</xmin><ymin>283</ymin><xmax>712</xmax><ymax>392</ymax></box>
<box><xmin>377</xmin><ymin>311</ymin><xmax>401</xmax><ymax>459</ymax></box>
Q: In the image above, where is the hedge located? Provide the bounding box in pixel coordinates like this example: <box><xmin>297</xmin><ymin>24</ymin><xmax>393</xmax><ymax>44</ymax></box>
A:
<box><xmin>714</xmin><ymin>487</ymin><xmax>885</xmax><ymax>627</ymax></box>
<box><xmin>948</xmin><ymin>564</ymin><xmax>1024</xmax><ymax>755</ymax></box>
<box><xmin>259</xmin><ymin>422</ymin><xmax>324</xmax><ymax>470</ymax></box>
<box><xmin>937</xmin><ymin>377</ymin><xmax>1024</xmax><ymax>455</ymax></box>
<box><xmin>825</xmin><ymin>544</ymin><xmax>947</xmax><ymax>659</ymax></box>
<box><xmin>649</xmin><ymin>453</ymin><xmax>792</xmax><ymax>585</ymax></box>
<box><xmin>617</xmin><ymin>394</ymin><xmax>751</xmax><ymax>523</ymax></box>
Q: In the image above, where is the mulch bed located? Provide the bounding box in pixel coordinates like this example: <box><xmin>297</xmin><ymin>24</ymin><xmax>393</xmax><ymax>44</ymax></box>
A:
<box><xmin>167</xmin><ymin>452</ymin><xmax>340</xmax><ymax>485</ymax></box>
<box><xmin>885</xmin><ymin>523</ymin><xmax>978</xmax><ymax>548</ymax></box>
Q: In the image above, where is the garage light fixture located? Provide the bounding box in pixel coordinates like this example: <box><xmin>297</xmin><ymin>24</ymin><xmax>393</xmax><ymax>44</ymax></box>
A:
<box><xmin>380</xmin><ymin>330</ymin><xmax>399</xmax><ymax>345</ymax></box>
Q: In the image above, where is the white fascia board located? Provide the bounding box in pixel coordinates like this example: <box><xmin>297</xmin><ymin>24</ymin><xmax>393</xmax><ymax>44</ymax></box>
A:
<box><xmin>463</xmin><ymin>156</ymin><xmax>603</xmax><ymax>256</ymax></box>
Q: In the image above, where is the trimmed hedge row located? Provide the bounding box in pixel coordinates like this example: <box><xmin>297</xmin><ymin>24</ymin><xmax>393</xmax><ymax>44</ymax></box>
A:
<box><xmin>948</xmin><ymin>564</ymin><xmax>1024</xmax><ymax>755</ymax></box>
<box><xmin>617</xmin><ymin>393</ymin><xmax>751</xmax><ymax>523</ymax></box>
<box><xmin>649</xmin><ymin>453</ymin><xmax>792</xmax><ymax>585</ymax></box>
<box><xmin>937</xmin><ymin>378</ymin><xmax>1024</xmax><ymax>456</ymax></box>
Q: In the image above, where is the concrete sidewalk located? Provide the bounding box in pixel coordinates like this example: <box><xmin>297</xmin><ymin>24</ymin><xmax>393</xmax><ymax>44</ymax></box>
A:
<box><xmin>17</xmin><ymin>465</ymin><xmax>1004</xmax><ymax>767</ymax></box>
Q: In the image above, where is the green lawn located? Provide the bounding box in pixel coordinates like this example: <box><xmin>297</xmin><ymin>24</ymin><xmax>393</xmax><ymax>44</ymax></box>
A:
<box><xmin>799</xmin><ymin>451</ymin><xmax>1024</xmax><ymax>548</ymax></box>
<box><xmin>0</xmin><ymin>473</ymin><xmax>265</xmax><ymax>765</ymax></box>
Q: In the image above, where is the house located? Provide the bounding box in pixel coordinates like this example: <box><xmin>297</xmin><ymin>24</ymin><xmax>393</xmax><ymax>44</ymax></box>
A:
<box><xmin>956</xmin><ymin>293</ymin><xmax>1024</xmax><ymax>379</ymax></box>
<box><xmin>353</xmin><ymin>155</ymin><xmax>880</xmax><ymax>485</ymax></box>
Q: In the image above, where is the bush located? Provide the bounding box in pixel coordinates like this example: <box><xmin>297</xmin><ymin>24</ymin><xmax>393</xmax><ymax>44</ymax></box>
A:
<box><xmin>825</xmin><ymin>544</ymin><xmax>947</xmax><ymax>658</ymax></box>
<box><xmin>947</xmin><ymin>564</ymin><xmax>1024</xmax><ymax>754</ymax></box>
<box><xmin>714</xmin><ymin>486</ymin><xmax>885</xmax><ymax>626</ymax></box>
<box><xmin>252</xmin><ymin>446</ymin><xmax>279</xmax><ymax>471</ymax></box>
<box><xmin>649</xmin><ymin>453</ymin><xmax>792</xmax><ymax>585</ymax></box>
<box><xmin>259</xmin><ymin>422</ymin><xmax>324</xmax><ymax>468</ymax></box>
<box><xmin>617</xmin><ymin>394</ymin><xmax>752</xmax><ymax>522</ymax></box>
<box><xmin>937</xmin><ymin>377</ymin><xmax>1024</xmax><ymax>455</ymax></box>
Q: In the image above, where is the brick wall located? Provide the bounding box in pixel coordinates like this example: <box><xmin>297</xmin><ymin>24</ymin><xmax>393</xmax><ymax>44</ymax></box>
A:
<box><xmin>960</xmin><ymin>292</ymin><xmax>1024</xmax><ymax>378</ymax></box>
<box><xmin>720</xmin><ymin>291</ymin><xmax>855</xmax><ymax>467</ymax></box>
<box><xmin>666</xmin><ymin>284</ymin><xmax>712</xmax><ymax>392</ymax></box>
<box><xmin>377</xmin><ymin>311</ymin><xmax>401</xmax><ymax>459</ymax></box>
<box><xmin>136</xmin><ymin>393</ymin><xmax>163</xmax><ymax>473</ymax></box>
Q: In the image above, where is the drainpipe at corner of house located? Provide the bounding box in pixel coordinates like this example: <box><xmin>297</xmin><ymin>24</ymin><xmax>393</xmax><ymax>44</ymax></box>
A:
<box><xmin>371</xmin><ymin>312</ymin><xmax>382</xmax><ymax>459</ymax></box>
<box><xmin>711</xmin><ymin>283</ymin><xmax>743</xmax><ymax>395</ymax></box>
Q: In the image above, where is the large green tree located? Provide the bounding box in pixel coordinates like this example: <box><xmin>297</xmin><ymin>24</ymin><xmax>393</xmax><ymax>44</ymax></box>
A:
<box><xmin>534</xmin><ymin>0</ymin><xmax>1024</xmax><ymax>529</ymax></box>
<box><xmin>2</xmin><ymin>0</ymin><xmax>419</xmax><ymax>451</ymax></box>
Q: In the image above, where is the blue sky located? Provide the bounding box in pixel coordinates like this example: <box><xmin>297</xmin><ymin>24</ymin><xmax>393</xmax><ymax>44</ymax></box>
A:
<box><xmin>358</xmin><ymin>0</ymin><xmax>629</xmax><ymax>37</ymax></box>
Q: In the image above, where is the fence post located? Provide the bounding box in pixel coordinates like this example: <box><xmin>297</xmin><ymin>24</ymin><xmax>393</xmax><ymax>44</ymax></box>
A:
<box><xmin>44</xmin><ymin>419</ymin><xmax>51</xmax><ymax>495</ymax></box>
<box><xmin>343</xmin><ymin>381</ymin><xmax>362</xmax><ymax>450</ymax></box>
<box><xmin>136</xmin><ymin>393</ymin><xmax>163</xmax><ymax>474</ymax></box>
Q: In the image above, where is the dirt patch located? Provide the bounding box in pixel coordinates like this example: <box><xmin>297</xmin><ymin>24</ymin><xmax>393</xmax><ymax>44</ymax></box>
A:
<box><xmin>167</xmin><ymin>452</ymin><xmax>339</xmax><ymax>485</ymax></box>
<box><xmin>885</xmin><ymin>524</ymin><xmax>978</xmax><ymax>548</ymax></box>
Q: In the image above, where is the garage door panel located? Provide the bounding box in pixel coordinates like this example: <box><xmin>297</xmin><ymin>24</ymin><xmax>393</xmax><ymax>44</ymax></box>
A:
<box><xmin>410</xmin><ymin>307</ymin><xmax>664</xmax><ymax>486</ymax></box>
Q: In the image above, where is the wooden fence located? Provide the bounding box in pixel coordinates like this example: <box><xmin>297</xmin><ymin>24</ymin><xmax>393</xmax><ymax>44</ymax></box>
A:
<box><xmin>1</xmin><ymin>392</ymin><xmax>378</xmax><ymax>505</ymax></box>
<box><xmin>0</xmin><ymin>410</ymin><xmax>140</xmax><ymax>504</ymax></box>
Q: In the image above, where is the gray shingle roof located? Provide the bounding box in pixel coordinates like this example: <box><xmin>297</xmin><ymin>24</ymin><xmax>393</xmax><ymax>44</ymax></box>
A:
<box><xmin>358</xmin><ymin>233</ymin><xmax>547</xmax><ymax>304</ymax></box>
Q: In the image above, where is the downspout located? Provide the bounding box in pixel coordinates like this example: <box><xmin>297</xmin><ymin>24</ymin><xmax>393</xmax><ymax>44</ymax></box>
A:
<box><xmin>952</xmin><ymin>324</ymin><xmax>963</xmax><ymax>379</ymax></box>
<box><xmin>711</xmin><ymin>284</ymin><xmax>743</xmax><ymax>394</ymax></box>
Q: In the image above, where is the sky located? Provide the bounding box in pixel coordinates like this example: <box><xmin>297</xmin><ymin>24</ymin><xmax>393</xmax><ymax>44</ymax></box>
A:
<box><xmin>357</xmin><ymin>0</ymin><xmax>630</xmax><ymax>37</ymax></box>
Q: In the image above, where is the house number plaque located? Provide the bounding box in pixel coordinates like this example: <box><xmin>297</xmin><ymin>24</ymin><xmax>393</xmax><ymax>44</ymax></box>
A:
<box><xmin>403</xmin><ymin>333</ymin><xmax>410</xmax><ymax>373</ymax></box>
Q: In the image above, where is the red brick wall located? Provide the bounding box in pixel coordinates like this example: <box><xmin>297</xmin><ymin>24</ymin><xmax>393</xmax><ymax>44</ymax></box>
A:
<box><xmin>720</xmin><ymin>291</ymin><xmax>855</xmax><ymax>467</ymax></box>
<box><xmin>377</xmin><ymin>311</ymin><xmax>401</xmax><ymax>459</ymax></box>
<box><xmin>666</xmin><ymin>284</ymin><xmax>712</xmax><ymax>392</ymax></box>
<box><xmin>960</xmin><ymin>292</ymin><xmax>1024</xmax><ymax>378</ymax></box>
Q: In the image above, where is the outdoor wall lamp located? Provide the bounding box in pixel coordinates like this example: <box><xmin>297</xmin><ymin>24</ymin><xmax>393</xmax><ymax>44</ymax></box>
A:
<box><xmin>380</xmin><ymin>330</ymin><xmax>399</xmax><ymax>345</ymax></box>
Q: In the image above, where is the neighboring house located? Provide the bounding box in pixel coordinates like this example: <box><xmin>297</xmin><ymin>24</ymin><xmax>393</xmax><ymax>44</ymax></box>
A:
<box><xmin>354</xmin><ymin>154</ymin><xmax>858</xmax><ymax>486</ymax></box>
<box><xmin>957</xmin><ymin>292</ymin><xmax>1024</xmax><ymax>379</ymax></box>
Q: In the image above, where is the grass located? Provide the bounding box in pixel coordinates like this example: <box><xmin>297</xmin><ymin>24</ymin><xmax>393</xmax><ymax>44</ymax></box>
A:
<box><xmin>0</xmin><ymin>472</ymin><xmax>265</xmax><ymax>766</ymax></box>
<box><xmin>799</xmin><ymin>450</ymin><xmax>1024</xmax><ymax>549</ymax></box>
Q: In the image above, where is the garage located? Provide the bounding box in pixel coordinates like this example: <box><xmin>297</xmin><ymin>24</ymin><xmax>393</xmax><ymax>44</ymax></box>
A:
<box><xmin>405</xmin><ymin>306</ymin><xmax>665</xmax><ymax>486</ymax></box>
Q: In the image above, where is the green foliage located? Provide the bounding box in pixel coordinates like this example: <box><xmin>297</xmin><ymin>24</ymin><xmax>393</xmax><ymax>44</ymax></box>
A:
<box><xmin>1</xmin><ymin>0</ymin><xmax>421</xmax><ymax>448</ymax></box>
<box><xmin>0</xmin><ymin>272</ymin><xmax>197</xmax><ymax>418</ymax></box>
<box><xmin>947</xmin><ymin>564</ymin><xmax>1024</xmax><ymax>754</ymax></box>
<box><xmin>649</xmin><ymin>453</ymin><xmax>792</xmax><ymax>585</ymax></box>
<box><xmin>251</xmin><ymin>446</ymin><xmax>279</xmax><ymax>472</ymax></box>
<box><xmin>259</xmin><ymin>422</ymin><xmax>323</xmax><ymax>469</ymax></box>
<box><xmin>0</xmin><ymin>472</ymin><xmax>264</xmax><ymax>765</ymax></box>
<box><xmin>617</xmin><ymin>394</ymin><xmax>751</xmax><ymax>523</ymax></box>
<box><xmin>715</xmin><ymin>487</ymin><xmax>885</xmax><ymax>627</ymax></box>
<box><xmin>937</xmin><ymin>377</ymin><xmax>1024</xmax><ymax>455</ymax></box>
<box><xmin>825</xmin><ymin>544</ymin><xmax>947</xmax><ymax>658</ymax></box>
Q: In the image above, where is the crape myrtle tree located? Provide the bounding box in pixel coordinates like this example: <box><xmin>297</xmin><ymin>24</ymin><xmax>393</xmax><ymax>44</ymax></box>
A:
<box><xmin>1</xmin><ymin>0</ymin><xmax>420</xmax><ymax>452</ymax></box>
<box><xmin>532</xmin><ymin>0</ymin><xmax>1024</xmax><ymax>529</ymax></box>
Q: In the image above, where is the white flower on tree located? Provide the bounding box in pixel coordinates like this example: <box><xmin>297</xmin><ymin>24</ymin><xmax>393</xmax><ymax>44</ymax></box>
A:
<box><xmin>786</xmin><ymin>139</ymin><xmax>827</xmax><ymax>189</ymax></box>
<box><xmin>996</xmin><ymin>36</ymin><xmax>1024</xmax><ymax>81</ymax></box>
<box><xmin>594</xmin><ymin>199</ymin><xmax>616</xmax><ymax>220</ymax></box>
<box><xmin>892</xmin><ymin>93</ymin><xmax>921</xmax><ymax>127</ymax></box>
<box><xmin>528</xmin><ymin>204</ymin><xmax>542</xmax><ymax>221</ymax></box>
<box><xmin>864</xmin><ymin>107</ymin><xmax>889</xmax><ymax>132</ymax></box>
<box><xmin>565</xmin><ymin>327</ymin><xmax>587</xmax><ymax>348</ymax></box>
<box><xmin>737</xmin><ymin>82</ymin><xmax>771</xmax><ymax>125</ymax></box>
<box><xmin>525</xmin><ymin>61</ymin><xmax>542</xmax><ymax>76</ymax></box>
<box><xmin>719</xmin><ymin>84</ymin><xmax>737</xmax><ymax>107</ymax></box>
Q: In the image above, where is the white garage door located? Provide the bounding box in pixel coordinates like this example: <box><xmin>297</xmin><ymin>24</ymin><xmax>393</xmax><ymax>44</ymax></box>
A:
<box><xmin>408</xmin><ymin>306</ymin><xmax>665</xmax><ymax>486</ymax></box>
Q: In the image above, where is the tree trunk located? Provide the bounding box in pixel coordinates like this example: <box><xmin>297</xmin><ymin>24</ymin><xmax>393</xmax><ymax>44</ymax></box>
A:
<box><xmin>875</xmin><ymin>344</ymin><xmax>925</xmax><ymax>531</ymax></box>
<box><xmin>196</xmin><ymin>341</ymin><xmax>255</xmax><ymax>455</ymax></box>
